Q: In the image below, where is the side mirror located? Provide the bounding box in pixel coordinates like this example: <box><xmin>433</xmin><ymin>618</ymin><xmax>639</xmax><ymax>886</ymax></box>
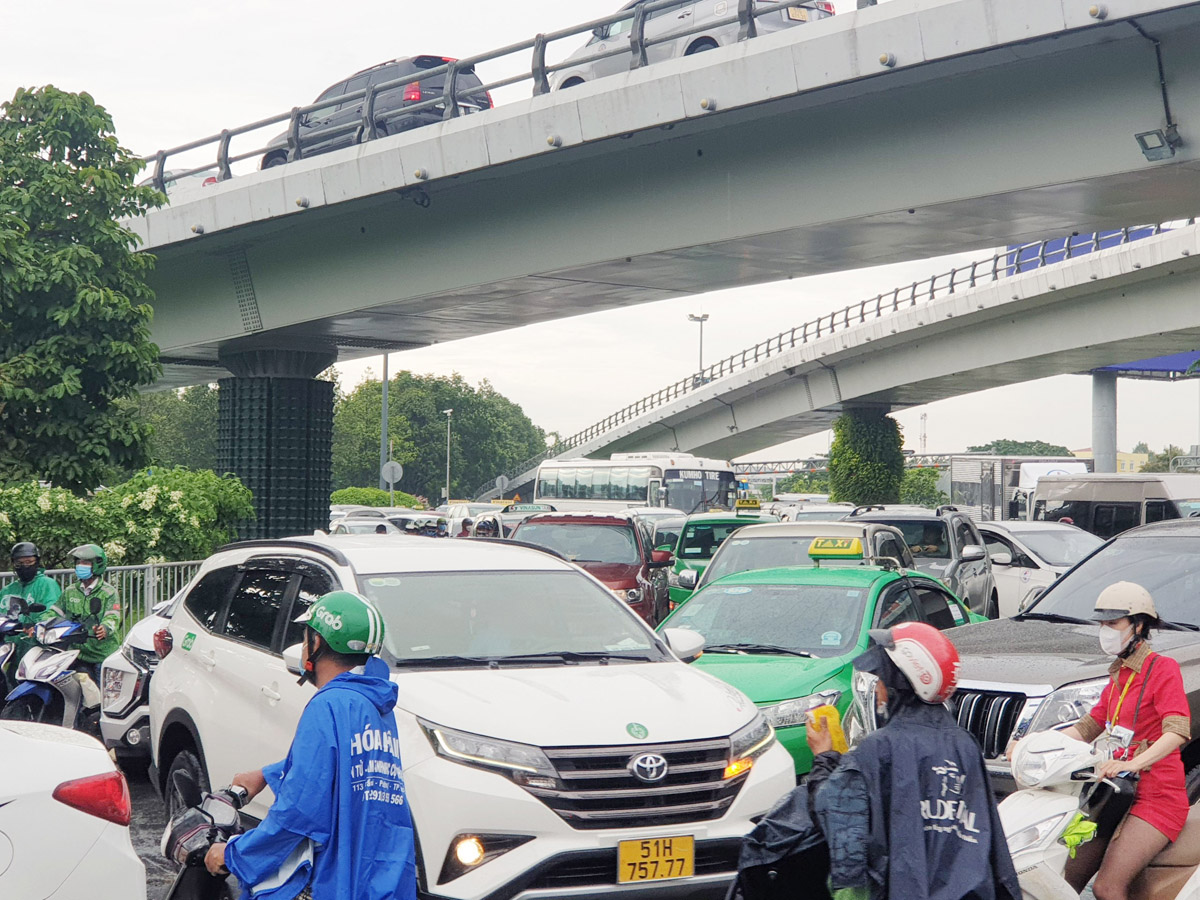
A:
<box><xmin>283</xmin><ymin>642</ymin><xmax>304</xmax><ymax>677</ymax></box>
<box><xmin>592</xmin><ymin>25</ymin><xmax>607</xmax><ymax>38</ymax></box>
<box><xmin>89</xmin><ymin>595</ymin><xmax>103</xmax><ymax>617</ymax></box>
<box><xmin>28</xmin><ymin>603</ymin><xmax>46</xmax><ymax>614</ymax></box>
<box><xmin>648</xmin><ymin>549</ymin><xmax>673</xmax><ymax>568</ymax></box>
<box><xmin>662</xmin><ymin>628</ymin><xmax>705</xmax><ymax>663</ymax></box>
<box><xmin>961</xmin><ymin>544</ymin><xmax>986</xmax><ymax>563</ymax></box>
<box><xmin>989</xmin><ymin>550</ymin><xmax>1013</xmax><ymax>566</ymax></box>
<box><xmin>678</xmin><ymin>569</ymin><xmax>698</xmax><ymax>590</ymax></box>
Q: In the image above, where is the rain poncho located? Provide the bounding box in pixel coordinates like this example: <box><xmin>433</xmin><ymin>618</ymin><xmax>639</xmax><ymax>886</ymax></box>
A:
<box><xmin>0</xmin><ymin>569</ymin><xmax>61</xmax><ymax>665</ymax></box>
<box><xmin>225</xmin><ymin>657</ymin><xmax>416</xmax><ymax>900</ymax></box>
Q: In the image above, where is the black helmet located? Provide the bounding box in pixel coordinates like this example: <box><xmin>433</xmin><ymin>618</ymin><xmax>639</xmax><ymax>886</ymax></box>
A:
<box><xmin>11</xmin><ymin>542</ymin><xmax>39</xmax><ymax>561</ymax></box>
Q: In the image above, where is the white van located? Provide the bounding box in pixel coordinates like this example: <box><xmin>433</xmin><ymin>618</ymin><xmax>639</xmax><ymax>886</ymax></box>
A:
<box><xmin>1031</xmin><ymin>473</ymin><xmax>1200</xmax><ymax>538</ymax></box>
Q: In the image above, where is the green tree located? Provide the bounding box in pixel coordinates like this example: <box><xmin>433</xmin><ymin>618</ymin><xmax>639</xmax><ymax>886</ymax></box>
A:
<box><xmin>966</xmin><ymin>439</ymin><xmax>1073</xmax><ymax>456</ymax></box>
<box><xmin>330</xmin><ymin>487</ymin><xmax>420</xmax><ymax>509</ymax></box>
<box><xmin>775</xmin><ymin>469</ymin><xmax>831</xmax><ymax>495</ymax></box>
<box><xmin>1141</xmin><ymin>444</ymin><xmax>1186</xmax><ymax>473</ymax></box>
<box><xmin>0</xmin><ymin>86</ymin><xmax>163</xmax><ymax>491</ymax></box>
<box><xmin>1132</xmin><ymin>441</ymin><xmax>1150</xmax><ymax>454</ymax></box>
<box><xmin>333</xmin><ymin>372</ymin><xmax>547</xmax><ymax>499</ymax></box>
<box><xmin>828</xmin><ymin>409</ymin><xmax>905</xmax><ymax>504</ymax></box>
<box><xmin>900</xmin><ymin>467</ymin><xmax>948</xmax><ymax>508</ymax></box>
<box><xmin>134</xmin><ymin>384</ymin><xmax>219</xmax><ymax>470</ymax></box>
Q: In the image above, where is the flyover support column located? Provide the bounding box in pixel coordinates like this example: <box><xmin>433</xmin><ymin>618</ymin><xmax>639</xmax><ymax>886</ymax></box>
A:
<box><xmin>1091</xmin><ymin>371</ymin><xmax>1118</xmax><ymax>474</ymax></box>
<box><xmin>218</xmin><ymin>342</ymin><xmax>337</xmax><ymax>539</ymax></box>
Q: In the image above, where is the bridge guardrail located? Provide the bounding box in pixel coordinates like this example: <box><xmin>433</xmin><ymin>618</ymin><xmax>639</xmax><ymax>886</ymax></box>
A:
<box><xmin>474</xmin><ymin>221</ymin><xmax>1195</xmax><ymax>498</ymax></box>
<box><xmin>145</xmin><ymin>0</ymin><xmax>830</xmax><ymax>190</ymax></box>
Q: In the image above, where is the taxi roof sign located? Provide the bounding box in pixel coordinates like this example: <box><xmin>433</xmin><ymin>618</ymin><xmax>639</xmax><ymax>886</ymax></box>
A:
<box><xmin>808</xmin><ymin>537</ymin><xmax>865</xmax><ymax>561</ymax></box>
<box><xmin>735</xmin><ymin>498</ymin><xmax>761</xmax><ymax>509</ymax></box>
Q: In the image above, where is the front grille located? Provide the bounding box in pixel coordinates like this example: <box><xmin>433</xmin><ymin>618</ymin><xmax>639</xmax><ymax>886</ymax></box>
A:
<box><xmin>947</xmin><ymin>689</ymin><xmax>1026</xmax><ymax>758</ymax></box>
<box><xmin>528</xmin><ymin>840</ymin><xmax>742</xmax><ymax>890</ymax></box>
<box><xmin>530</xmin><ymin>738</ymin><xmax>742</xmax><ymax>830</ymax></box>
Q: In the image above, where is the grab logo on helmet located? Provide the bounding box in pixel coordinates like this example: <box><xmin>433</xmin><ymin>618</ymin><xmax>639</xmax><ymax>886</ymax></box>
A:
<box><xmin>315</xmin><ymin>608</ymin><xmax>344</xmax><ymax>631</ymax></box>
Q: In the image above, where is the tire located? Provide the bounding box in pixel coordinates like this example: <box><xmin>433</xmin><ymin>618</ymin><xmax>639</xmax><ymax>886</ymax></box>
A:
<box><xmin>1187</xmin><ymin>763</ymin><xmax>1200</xmax><ymax>805</ymax></box>
<box><xmin>262</xmin><ymin>153</ymin><xmax>288</xmax><ymax>169</ymax></box>
<box><xmin>165</xmin><ymin>747</ymin><xmax>210</xmax><ymax>821</ymax></box>
<box><xmin>1</xmin><ymin>695</ymin><xmax>42</xmax><ymax>721</ymax></box>
<box><xmin>559</xmin><ymin>78</ymin><xmax>585</xmax><ymax>90</ymax></box>
<box><xmin>685</xmin><ymin>39</ymin><xmax>719</xmax><ymax>55</ymax></box>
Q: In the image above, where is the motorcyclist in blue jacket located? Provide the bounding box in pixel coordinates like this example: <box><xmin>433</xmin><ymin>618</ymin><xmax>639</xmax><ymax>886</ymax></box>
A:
<box><xmin>204</xmin><ymin>590</ymin><xmax>415</xmax><ymax>900</ymax></box>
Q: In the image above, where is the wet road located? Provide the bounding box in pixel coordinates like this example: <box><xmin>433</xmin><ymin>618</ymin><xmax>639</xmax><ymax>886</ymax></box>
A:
<box><xmin>128</xmin><ymin>767</ymin><xmax>174</xmax><ymax>900</ymax></box>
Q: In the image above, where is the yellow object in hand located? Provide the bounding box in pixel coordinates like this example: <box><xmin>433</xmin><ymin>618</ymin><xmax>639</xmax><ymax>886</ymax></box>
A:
<box><xmin>810</xmin><ymin>704</ymin><xmax>849</xmax><ymax>753</ymax></box>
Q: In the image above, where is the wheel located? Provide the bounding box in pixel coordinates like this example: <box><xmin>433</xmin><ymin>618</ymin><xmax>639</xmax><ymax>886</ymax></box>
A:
<box><xmin>685</xmin><ymin>39</ymin><xmax>719</xmax><ymax>55</ymax></box>
<box><xmin>558</xmin><ymin>78</ymin><xmax>585</xmax><ymax>90</ymax></box>
<box><xmin>165</xmin><ymin>747</ymin><xmax>210</xmax><ymax>820</ymax></box>
<box><xmin>0</xmin><ymin>695</ymin><xmax>41</xmax><ymax>721</ymax></box>
<box><xmin>261</xmin><ymin>153</ymin><xmax>288</xmax><ymax>169</ymax></box>
<box><xmin>1186</xmin><ymin>763</ymin><xmax>1200</xmax><ymax>804</ymax></box>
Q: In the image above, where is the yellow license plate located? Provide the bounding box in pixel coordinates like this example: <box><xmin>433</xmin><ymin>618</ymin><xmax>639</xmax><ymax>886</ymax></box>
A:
<box><xmin>787</xmin><ymin>7</ymin><xmax>809</xmax><ymax>20</ymax></box>
<box><xmin>617</xmin><ymin>836</ymin><xmax>695</xmax><ymax>883</ymax></box>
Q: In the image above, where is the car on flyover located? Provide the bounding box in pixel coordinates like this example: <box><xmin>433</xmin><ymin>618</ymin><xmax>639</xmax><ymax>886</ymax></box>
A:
<box><xmin>977</xmin><ymin>521</ymin><xmax>1103</xmax><ymax>617</ymax></box>
<box><xmin>658</xmin><ymin>536</ymin><xmax>983</xmax><ymax>776</ymax></box>
<box><xmin>1</xmin><ymin>719</ymin><xmax>144</xmax><ymax>898</ymax></box>
<box><xmin>553</xmin><ymin>0</ymin><xmax>835</xmax><ymax>90</ymax></box>
<box><xmin>260</xmin><ymin>56</ymin><xmax>492</xmax><ymax>169</ymax></box>
<box><xmin>149</xmin><ymin>535</ymin><xmax>794</xmax><ymax>900</ymax></box>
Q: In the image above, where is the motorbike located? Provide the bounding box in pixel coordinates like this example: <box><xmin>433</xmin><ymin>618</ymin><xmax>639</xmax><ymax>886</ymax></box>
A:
<box><xmin>0</xmin><ymin>599</ymin><xmax>45</xmax><ymax>698</ymax></box>
<box><xmin>162</xmin><ymin>769</ymin><xmax>247</xmax><ymax>900</ymax></box>
<box><xmin>1003</xmin><ymin>729</ymin><xmax>1200</xmax><ymax>900</ymax></box>
<box><xmin>0</xmin><ymin>598</ymin><xmax>103</xmax><ymax>734</ymax></box>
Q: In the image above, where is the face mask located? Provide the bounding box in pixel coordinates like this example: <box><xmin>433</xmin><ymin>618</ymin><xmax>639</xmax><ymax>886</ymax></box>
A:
<box><xmin>1099</xmin><ymin>624</ymin><xmax>1133</xmax><ymax>656</ymax></box>
<box><xmin>875</xmin><ymin>698</ymin><xmax>891</xmax><ymax>725</ymax></box>
<box><xmin>14</xmin><ymin>564</ymin><xmax>38</xmax><ymax>582</ymax></box>
<box><xmin>75</xmin><ymin>564</ymin><xmax>93</xmax><ymax>581</ymax></box>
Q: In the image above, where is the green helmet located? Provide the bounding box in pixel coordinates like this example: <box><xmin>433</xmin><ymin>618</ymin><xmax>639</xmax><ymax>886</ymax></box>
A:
<box><xmin>293</xmin><ymin>590</ymin><xmax>385</xmax><ymax>655</ymax></box>
<box><xmin>69</xmin><ymin>543</ymin><xmax>108</xmax><ymax>577</ymax></box>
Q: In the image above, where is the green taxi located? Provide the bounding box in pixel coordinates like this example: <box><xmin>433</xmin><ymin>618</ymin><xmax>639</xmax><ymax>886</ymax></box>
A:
<box><xmin>661</xmin><ymin>504</ymin><xmax>779</xmax><ymax>606</ymax></box>
<box><xmin>656</xmin><ymin>537</ymin><xmax>985</xmax><ymax>776</ymax></box>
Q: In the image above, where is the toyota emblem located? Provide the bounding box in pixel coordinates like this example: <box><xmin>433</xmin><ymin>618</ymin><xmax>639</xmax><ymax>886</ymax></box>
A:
<box><xmin>628</xmin><ymin>752</ymin><xmax>669</xmax><ymax>783</ymax></box>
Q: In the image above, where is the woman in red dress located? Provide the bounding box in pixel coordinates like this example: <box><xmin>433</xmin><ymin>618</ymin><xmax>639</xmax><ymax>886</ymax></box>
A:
<box><xmin>1059</xmin><ymin>581</ymin><xmax>1191</xmax><ymax>900</ymax></box>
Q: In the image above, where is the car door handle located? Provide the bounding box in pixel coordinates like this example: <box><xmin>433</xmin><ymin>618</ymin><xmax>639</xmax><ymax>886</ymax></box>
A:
<box><xmin>678</xmin><ymin>10</ymin><xmax>692</xmax><ymax>17</ymax></box>
<box><xmin>261</xmin><ymin>686</ymin><xmax>281</xmax><ymax>702</ymax></box>
<box><xmin>199</xmin><ymin>651</ymin><xmax>216</xmax><ymax>671</ymax></box>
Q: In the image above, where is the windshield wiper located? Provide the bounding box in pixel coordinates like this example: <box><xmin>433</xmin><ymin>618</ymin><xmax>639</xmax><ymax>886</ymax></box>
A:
<box><xmin>486</xmin><ymin>650</ymin><xmax>657</xmax><ymax>665</ymax></box>
<box><xmin>1013</xmin><ymin>612</ymin><xmax>1093</xmax><ymax>625</ymax></box>
<box><xmin>394</xmin><ymin>655</ymin><xmax>496</xmax><ymax>668</ymax></box>
<box><xmin>704</xmin><ymin>643</ymin><xmax>814</xmax><ymax>658</ymax></box>
<box><xmin>1160</xmin><ymin>620</ymin><xmax>1200</xmax><ymax>632</ymax></box>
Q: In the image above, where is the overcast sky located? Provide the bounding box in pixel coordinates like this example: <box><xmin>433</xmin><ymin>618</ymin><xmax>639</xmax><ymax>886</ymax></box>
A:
<box><xmin>5</xmin><ymin>0</ymin><xmax>1198</xmax><ymax>460</ymax></box>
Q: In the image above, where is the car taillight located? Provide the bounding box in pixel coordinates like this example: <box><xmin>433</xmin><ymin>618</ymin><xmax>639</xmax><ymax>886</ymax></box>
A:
<box><xmin>404</xmin><ymin>82</ymin><xmax>422</xmax><ymax>103</ymax></box>
<box><xmin>153</xmin><ymin>628</ymin><xmax>173</xmax><ymax>658</ymax></box>
<box><xmin>202</xmin><ymin>176</ymin><xmax>217</xmax><ymax>187</ymax></box>
<box><xmin>814</xmin><ymin>1</ymin><xmax>834</xmax><ymax>12</ymax></box>
<box><xmin>485</xmin><ymin>91</ymin><xmax>494</xmax><ymax>108</ymax></box>
<box><xmin>53</xmin><ymin>771</ymin><xmax>132</xmax><ymax>826</ymax></box>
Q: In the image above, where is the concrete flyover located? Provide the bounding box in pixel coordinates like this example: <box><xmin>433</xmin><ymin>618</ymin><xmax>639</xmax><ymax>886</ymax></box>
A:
<box><xmin>135</xmin><ymin>0</ymin><xmax>1200</xmax><ymax>386</ymax></box>
<box><xmin>476</xmin><ymin>223</ymin><xmax>1200</xmax><ymax>498</ymax></box>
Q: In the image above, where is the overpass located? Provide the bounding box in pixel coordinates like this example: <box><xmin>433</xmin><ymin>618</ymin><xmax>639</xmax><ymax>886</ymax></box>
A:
<box><xmin>474</xmin><ymin>222</ymin><xmax>1200</xmax><ymax>499</ymax></box>
<box><xmin>129</xmin><ymin>0</ymin><xmax>1200</xmax><ymax>534</ymax></box>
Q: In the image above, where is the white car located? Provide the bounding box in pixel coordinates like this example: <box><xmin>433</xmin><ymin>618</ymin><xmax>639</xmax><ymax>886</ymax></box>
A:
<box><xmin>100</xmin><ymin>597</ymin><xmax>176</xmax><ymax>766</ymax></box>
<box><xmin>150</xmin><ymin>536</ymin><xmax>793</xmax><ymax>900</ymax></box>
<box><xmin>977</xmin><ymin>521</ymin><xmax>1104</xmax><ymax>617</ymax></box>
<box><xmin>0</xmin><ymin>720</ymin><xmax>145</xmax><ymax>898</ymax></box>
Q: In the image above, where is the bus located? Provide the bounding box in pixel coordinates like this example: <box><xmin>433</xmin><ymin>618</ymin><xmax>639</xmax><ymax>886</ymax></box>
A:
<box><xmin>534</xmin><ymin>453</ymin><xmax>737</xmax><ymax>514</ymax></box>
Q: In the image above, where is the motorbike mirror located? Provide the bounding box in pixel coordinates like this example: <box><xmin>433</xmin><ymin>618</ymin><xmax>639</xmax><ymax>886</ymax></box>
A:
<box><xmin>89</xmin><ymin>595</ymin><xmax>103</xmax><ymax>617</ymax></box>
<box><xmin>28</xmin><ymin>602</ymin><xmax>45</xmax><ymax>613</ymax></box>
<box><xmin>170</xmin><ymin>768</ymin><xmax>204</xmax><ymax>811</ymax></box>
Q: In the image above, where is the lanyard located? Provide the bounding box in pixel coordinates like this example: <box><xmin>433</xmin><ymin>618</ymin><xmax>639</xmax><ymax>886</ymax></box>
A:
<box><xmin>1108</xmin><ymin>666</ymin><xmax>1138</xmax><ymax>729</ymax></box>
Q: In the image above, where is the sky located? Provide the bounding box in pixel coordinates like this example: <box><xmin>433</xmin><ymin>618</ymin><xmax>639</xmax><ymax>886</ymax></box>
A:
<box><xmin>4</xmin><ymin>0</ymin><xmax>1198</xmax><ymax>461</ymax></box>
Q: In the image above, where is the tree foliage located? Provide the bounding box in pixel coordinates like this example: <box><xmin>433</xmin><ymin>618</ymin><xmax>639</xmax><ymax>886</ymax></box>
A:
<box><xmin>828</xmin><ymin>410</ymin><xmax>904</xmax><ymax>505</ymax></box>
<box><xmin>966</xmin><ymin>438</ymin><xmax>1073</xmax><ymax>457</ymax></box>
<box><xmin>330</xmin><ymin>487</ymin><xmax>421</xmax><ymax>509</ymax></box>
<box><xmin>900</xmin><ymin>467</ymin><xmax>948</xmax><ymax>508</ymax></box>
<box><xmin>0</xmin><ymin>86</ymin><xmax>163</xmax><ymax>491</ymax></box>
<box><xmin>775</xmin><ymin>469</ymin><xmax>831</xmax><ymax>495</ymax></box>
<box><xmin>333</xmin><ymin>371</ymin><xmax>546</xmax><ymax>499</ymax></box>
<box><xmin>134</xmin><ymin>385</ymin><xmax>219</xmax><ymax>471</ymax></box>
<box><xmin>1141</xmin><ymin>444</ymin><xmax>1187</xmax><ymax>473</ymax></box>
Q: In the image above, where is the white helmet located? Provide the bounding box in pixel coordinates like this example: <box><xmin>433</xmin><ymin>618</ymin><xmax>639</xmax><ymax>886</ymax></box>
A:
<box><xmin>1091</xmin><ymin>582</ymin><xmax>1157</xmax><ymax>621</ymax></box>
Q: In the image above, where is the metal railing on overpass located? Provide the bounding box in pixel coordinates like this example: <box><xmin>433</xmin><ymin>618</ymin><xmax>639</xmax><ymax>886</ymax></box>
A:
<box><xmin>474</xmin><ymin>221</ymin><xmax>1194</xmax><ymax>498</ymax></box>
<box><xmin>143</xmin><ymin>0</ymin><xmax>830</xmax><ymax>190</ymax></box>
<box><xmin>734</xmin><ymin>454</ymin><xmax>954</xmax><ymax>476</ymax></box>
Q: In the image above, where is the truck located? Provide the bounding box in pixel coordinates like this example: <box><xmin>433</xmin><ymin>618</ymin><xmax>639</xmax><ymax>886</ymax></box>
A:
<box><xmin>948</xmin><ymin>456</ymin><xmax>1092</xmax><ymax>521</ymax></box>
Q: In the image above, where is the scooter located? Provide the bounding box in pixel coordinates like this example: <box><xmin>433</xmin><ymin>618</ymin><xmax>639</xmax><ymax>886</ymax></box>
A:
<box><xmin>0</xmin><ymin>600</ymin><xmax>44</xmax><ymax>698</ymax></box>
<box><xmin>0</xmin><ymin>604</ymin><xmax>102</xmax><ymax>735</ymax></box>
<box><xmin>162</xmin><ymin>769</ymin><xmax>247</xmax><ymax>900</ymax></box>
<box><xmin>1003</xmin><ymin>730</ymin><xmax>1200</xmax><ymax>900</ymax></box>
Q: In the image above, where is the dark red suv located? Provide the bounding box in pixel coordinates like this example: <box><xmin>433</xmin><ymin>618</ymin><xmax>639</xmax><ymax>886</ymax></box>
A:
<box><xmin>511</xmin><ymin>513</ymin><xmax>673</xmax><ymax>624</ymax></box>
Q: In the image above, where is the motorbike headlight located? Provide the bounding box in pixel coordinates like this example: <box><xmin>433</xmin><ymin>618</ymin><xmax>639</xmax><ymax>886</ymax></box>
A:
<box><xmin>1013</xmin><ymin>752</ymin><xmax>1049</xmax><ymax>789</ymax></box>
<box><xmin>725</xmin><ymin>712</ymin><xmax>775</xmax><ymax>779</ymax></box>
<box><xmin>1026</xmin><ymin>678</ymin><xmax>1107</xmax><ymax>735</ymax></box>
<box><xmin>760</xmin><ymin>689</ymin><xmax>842</xmax><ymax>729</ymax></box>
<box><xmin>421</xmin><ymin>720</ymin><xmax>559</xmax><ymax>788</ymax></box>
<box><xmin>1007</xmin><ymin>812</ymin><xmax>1072</xmax><ymax>855</ymax></box>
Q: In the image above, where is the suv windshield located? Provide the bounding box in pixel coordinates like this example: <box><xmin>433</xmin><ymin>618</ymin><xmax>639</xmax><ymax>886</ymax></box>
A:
<box><xmin>1029</xmin><ymin>535</ymin><xmax>1200</xmax><ymax>624</ymax></box>
<box><xmin>873</xmin><ymin>521</ymin><xmax>950</xmax><ymax>561</ymax></box>
<box><xmin>356</xmin><ymin>571</ymin><xmax>666</xmax><ymax>665</ymax></box>
<box><xmin>669</xmin><ymin>582</ymin><xmax>867</xmax><ymax>657</ymax></box>
<box><xmin>1009</xmin><ymin>528</ymin><xmax>1103</xmax><ymax>567</ymax></box>
<box><xmin>679</xmin><ymin>522</ymin><xmax>744</xmax><ymax>561</ymax></box>
<box><xmin>515</xmin><ymin>523</ymin><xmax>639</xmax><ymax>565</ymax></box>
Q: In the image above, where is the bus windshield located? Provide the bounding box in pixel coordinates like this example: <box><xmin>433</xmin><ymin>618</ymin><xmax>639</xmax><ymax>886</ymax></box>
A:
<box><xmin>664</xmin><ymin>469</ymin><xmax>736</xmax><ymax>514</ymax></box>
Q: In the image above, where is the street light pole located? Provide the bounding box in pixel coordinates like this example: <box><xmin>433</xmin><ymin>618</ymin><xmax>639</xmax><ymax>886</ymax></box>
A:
<box><xmin>688</xmin><ymin>313</ymin><xmax>709</xmax><ymax>374</ymax></box>
<box><xmin>379</xmin><ymin>353</ymin><xmax>389</xmax><ymax>491</ymax></box>
<box><xmin>443</xmin><ymin>409</ymin><xmax>453</xmax><ymax>502</ymax></box>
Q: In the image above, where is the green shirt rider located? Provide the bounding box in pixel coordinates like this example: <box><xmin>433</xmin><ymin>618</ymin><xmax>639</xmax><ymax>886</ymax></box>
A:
<box><xmin>0</xmin><ymin>541</ymin><xmax>62</xmax><ymax>669</ymax></box>
<box><xmin>49</xmin><ymin>544</ymin><xmax>121</xmax><ymax>671</ymax></box>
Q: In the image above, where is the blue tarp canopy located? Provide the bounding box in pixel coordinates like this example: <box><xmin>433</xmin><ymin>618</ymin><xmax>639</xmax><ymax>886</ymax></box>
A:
<box><xmin>1095</xmin><ymin>351</ymin><xmax>1200</xmax><ymax>380</ymax></box>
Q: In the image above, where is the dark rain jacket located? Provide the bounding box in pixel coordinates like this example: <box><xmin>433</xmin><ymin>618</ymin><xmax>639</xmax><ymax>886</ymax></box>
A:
<box><xmin>812</xmin><ymin>701</ymin><xmax>1021</xmax><ymax>900</ymax></box>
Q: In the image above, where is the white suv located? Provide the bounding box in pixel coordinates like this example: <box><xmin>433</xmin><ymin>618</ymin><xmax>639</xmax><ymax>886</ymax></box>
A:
<box><xmin>149</xmin><ymin>535</ymin><xmax>793</xmax><ymax>900</ymax></box>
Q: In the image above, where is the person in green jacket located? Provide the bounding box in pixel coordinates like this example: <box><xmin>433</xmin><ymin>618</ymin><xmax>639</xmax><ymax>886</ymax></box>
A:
<box><xmin>49</xmin><ymin>543</ymin><xmax>121</xmax><ymax>682</ymax></box>
<box><xmin>0</xmin><ymin>542</ymin><xmax>62</xmax><ymax>680</ymax></box>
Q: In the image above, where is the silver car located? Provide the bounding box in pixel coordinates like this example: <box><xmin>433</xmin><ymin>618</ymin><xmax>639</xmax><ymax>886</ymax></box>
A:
<box><xmin>553</xmin><ymin>0</ymin><xmax>834</xmax><ymax>89</ymax></box>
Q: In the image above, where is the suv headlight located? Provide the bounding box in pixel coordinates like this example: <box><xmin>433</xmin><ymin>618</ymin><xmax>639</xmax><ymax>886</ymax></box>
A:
<box><xmin>725</xmin><ymin>712</ymin><xmax>775</xmax><ymax>779</ymax></box>
<box><xmin>612</xmin><ymin>588</ymin><xmax>641</xmax><ymax>603</ymax></box>
<box><xmin>421</xmin><ymin>720</ymin><xmax>559</xmax><ymax>789</ymax></box>
<box><xmin>1026</xmin><ymin>678</ymin><xmax>1107</xmax><ymax>735</ymax></box>
<box><xmin>760</xmin><ymin>689</ymin><xmax>842</xmax><ymax>729</ymax></box>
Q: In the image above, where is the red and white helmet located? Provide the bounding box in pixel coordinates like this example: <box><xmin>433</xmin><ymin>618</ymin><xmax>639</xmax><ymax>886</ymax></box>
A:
<box><xmin>868</xmin><ymin>622</ymin><xmax>960</xmax><ymax>704</ymax></box>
